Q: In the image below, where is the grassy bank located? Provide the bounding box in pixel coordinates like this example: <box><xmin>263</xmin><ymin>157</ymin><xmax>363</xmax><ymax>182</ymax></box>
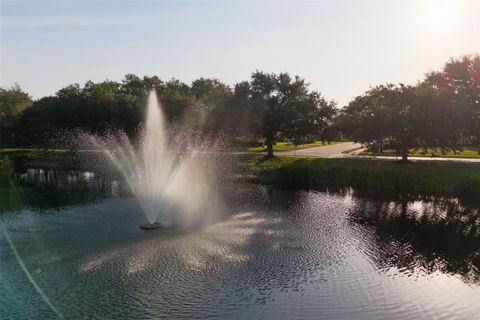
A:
<box><xmin>241</xmin><ymin>156</ymin><xmax>480</xmax><ymax>199</ymax></box>
<box><xmin>0</xmin><ymin>149</ymin><xmax>104</xmax><ymax>170</ymax></box>
<box><xmin>361</xmin><ymin>147</ymin><xmax>480</xmax><ymax>159</ymax></box>
<box><xmin>4</xmin><ymin>149</ymin><xmax>480</xmax><ymax>200</ymax></box>
<box><xmin>247</xmin><ymin>140</ymin><xmax>348</xmax><ymax>152</ymax></box>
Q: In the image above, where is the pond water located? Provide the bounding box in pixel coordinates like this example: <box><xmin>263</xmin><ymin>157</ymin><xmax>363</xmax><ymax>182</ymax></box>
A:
<box><xmin>1</xmin><ymin>166</ymin><xmax>480</xmax><ymax>319</ymax></box>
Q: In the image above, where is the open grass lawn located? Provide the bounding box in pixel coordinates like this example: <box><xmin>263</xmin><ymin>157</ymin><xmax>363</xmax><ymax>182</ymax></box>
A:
<box><xmin>240</xmin><ymin>155</ymin><xmax>480</xmax><ymax>199</ymax></box>
<box><xmin>361</xmin><ymin>147</ymin><xmax>480</xmax><ymax>159</ymax></box>
<box><xmin>247</xmin><ymin>140</ymin><xmax>348</xmax><ymax>152</ymax></box>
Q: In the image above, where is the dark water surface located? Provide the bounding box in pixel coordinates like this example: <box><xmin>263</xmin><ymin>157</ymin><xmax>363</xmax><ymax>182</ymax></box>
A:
<box><xmin>1</xmin><ymin>166</ymin><xmax>480</xmax><ymax>319</ymax></box>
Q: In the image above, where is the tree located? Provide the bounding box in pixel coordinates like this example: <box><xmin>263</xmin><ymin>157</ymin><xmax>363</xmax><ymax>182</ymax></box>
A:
<box><xmin>341</xmin><ymin>82</ymin><xmax>464</xmax><ymax>162</ymax></box>
<box><xmin>423</xmin><ymin>55</ymin><xmax>480</xmax><ymax>144</ymax></box>
<box><xmin>387</xmin><ymin>84</ymin><xmax>422</xmax><ymax>162</ymax></box>
<box><xmin>14</xmin><ymin>80</ymin><xmax>140</xmax><ymax>147</ymax></box>
<box><xmin>224</xmin><ymin>81</ymin><xmax>255</xmax><ymax>136</ymax></box>
<box><xmin>342</xmin><ymin>84</ymin><xmax>422</xmax><ymax>162</ymax></box>
<box><xmin>190</xmin><ymin>78</ymin><xmax>232</xmax><ymax>132</ymax></box>
<box><xmin>157</xmin><ymin>79</ymin><xmax>194</xmax><ymax>122</ymax></box>
<box><xmin>415</xmin><ymin>81</ymin><xmax>464</xmax><ymax>152</ymax></box>
<box><xmin>14</xmin><ymin>96</ymin><xmax>60</xmax><ymax>148</ymax></box>
<box><xmin>246</xmin><ymin>71</ymin><xmax>331</xmax><ymax>158</ymax></box>
<box><xmin>0</xmin><ymin>84</ymin><xmax>33</xmax><ymax>118</ymax></box>
<box><xmin>284</xmin><ymin>92</ymin><xmax>337</xmax><ymax>147</ymax></box>
<box><xmin>340</xmin><ymin>85</ymin><xmax>394</xmax><ymax>153</ymax></box>
<box><xmin>0</xmin><ymin>85</ymin><xmax>33</xmax><ymax>147</ymax></box>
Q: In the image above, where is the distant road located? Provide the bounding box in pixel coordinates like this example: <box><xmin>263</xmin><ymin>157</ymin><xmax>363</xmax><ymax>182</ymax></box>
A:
<box><xmin>344</xmin><ymin>154</ymin><xmax>480</xmax><ymax>163</ymax></box>
<box><xmin>234</xmin><ymin>142</ymin><xmax>480</xmax><ymax>163</ymax></box>
<box><xmin>281</xmin><ymin>143</ymin><xmax>480</xmax><ymax>163</ymax></box>
<box><xmin>280</xmin><ymin>142</ymin><xmax>362</xmax><ymax>158</ymax></box>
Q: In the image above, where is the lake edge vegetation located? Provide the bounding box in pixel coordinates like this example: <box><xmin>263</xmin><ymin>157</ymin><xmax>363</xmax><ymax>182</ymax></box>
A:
<box><xmin>240</xmin><ymin>155</ymin><xmax>480</xmax><ymax>201</ymax></box>
<box><xmin>4</xmin><ymin>149</ymin><xmax>480</xmax><ymax>202</ymax></box>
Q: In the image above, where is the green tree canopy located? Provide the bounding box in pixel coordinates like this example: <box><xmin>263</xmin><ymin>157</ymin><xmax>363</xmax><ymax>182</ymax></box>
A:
<box><xmin>340</xmin><ymin>83</ymin><xmax>464</xmax><ymax>162</ymax></box>
<box><xmin>241</xmin><ymin>71</ymin><xmax>334</xmax><ymax>157</ymax></box>
<box><xmin>0</xmin><ymin>84</ymin><xmax>33</xmax><ymax>118</ymax></box>
<box><xmin>423</xmin><ymin>54</ymin><xmax>480</xmax><ymax>144</ymax></box>
<box><xmin>0</xmin><ymin>84</ymin><xmax>33</xmax><ymax>146</ymax></box>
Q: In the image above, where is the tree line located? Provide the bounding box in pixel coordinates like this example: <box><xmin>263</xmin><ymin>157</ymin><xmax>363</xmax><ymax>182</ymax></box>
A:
<box><xmin>0</xmin><ymin>54</ymin><xmax>479</xmax><ymax>160</ymax></box>
<box><xmin>339</xmin><ymin>55</ymin><xmax>479</xmax><ymax>161</ymax></box>
<box><xmin>0</xmin><ymin>72</ymin><xmax>336</xmax><ymax>158</ymax></box>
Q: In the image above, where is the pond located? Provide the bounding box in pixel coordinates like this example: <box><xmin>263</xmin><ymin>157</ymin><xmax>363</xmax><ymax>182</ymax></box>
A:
<box><xmin>1</xmin><ymin>165</ymin><xmax>480</xmax><ymax>319</ymax></box>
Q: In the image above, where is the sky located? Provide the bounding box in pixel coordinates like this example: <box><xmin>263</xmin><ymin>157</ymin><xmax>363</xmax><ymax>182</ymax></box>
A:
<box><xmin>1</xmin><ymin>0</ymin><xmax>479</xmax><ymax>106</ymax></box>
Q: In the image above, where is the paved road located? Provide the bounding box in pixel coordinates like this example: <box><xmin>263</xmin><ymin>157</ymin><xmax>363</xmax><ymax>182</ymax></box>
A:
<box><xmin>343</xmin><ymin>154</ymin><xmax>480</xmax><ymax>163</ymax></box>
<box><xmin>336</xmin><ymin>146</ymin><xmax>480</xmax><ymax>163</ymax></box>
<box><xmin>280</xmin><ymin>142</ymin><xmax>362</xmax><ymax>158</ymax></box>
<box><xmin>280</xmin><ymin>143</ymin><xmax>480</xmax><ymax>163</ymax></box>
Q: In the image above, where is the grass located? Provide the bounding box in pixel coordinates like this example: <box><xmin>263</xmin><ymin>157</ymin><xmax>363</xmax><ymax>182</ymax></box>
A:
<box><xmin>0</xmin><ymin>148</ymin><xmax>70</xmax><ymax>152</ymax></box>
<box><xmin>247</xmin><ymin>140</ymin><xmax>349</xmax><ymax>152</ymax></box>
<box><xmin>240</xmin><ymin>155</ymin><xmax>480</xmax><ymax>199</ymax></box>
<box><xmin>5</xmin><ymin>149</ymin><xmax>480</xmax><ymax>201</ymax></box>
<box><xmin>0</xmin><ymin>149</ymin><xmax>105</xmax><ymax>171</ymax></box>
<box><xmin>361</xmin><ymin>147</ymin><xmax>480</xmax><ymax>159</ymax></box>
<box><xmin>341</xmin><ymin>146</ymin><xmax>363</xmax><ymax>154</ymax></box>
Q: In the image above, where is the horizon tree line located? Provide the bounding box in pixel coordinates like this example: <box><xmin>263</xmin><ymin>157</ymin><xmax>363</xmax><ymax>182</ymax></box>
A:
<box><xmin>0</xmin><ymin>54</ymin><xmax>479</xmax><ymax>160</ymax></box>
<box><xmin>339</xmin><ymin>54</ymin><xmax>479</xmax><ymax>161</ymax></box>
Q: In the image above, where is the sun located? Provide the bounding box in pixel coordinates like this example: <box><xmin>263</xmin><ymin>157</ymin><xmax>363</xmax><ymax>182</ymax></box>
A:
<box><xmin>427</xmin><ymin>0</ymin><xmax>456</xmax><ymax>26</ymax></box>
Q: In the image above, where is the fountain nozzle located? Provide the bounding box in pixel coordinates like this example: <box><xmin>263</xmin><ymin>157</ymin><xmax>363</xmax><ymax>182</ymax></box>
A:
<box><xmin>140</xmin><ymin>223</ymin><xmax>162</xmax><ymax>230</ymax></box>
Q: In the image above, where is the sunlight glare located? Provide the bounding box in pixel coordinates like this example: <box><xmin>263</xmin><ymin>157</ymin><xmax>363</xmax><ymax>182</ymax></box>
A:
<box><xmin>429</xmin><ymin>0</ymin><xmax>451</xmax><ymax>23</ymax></box>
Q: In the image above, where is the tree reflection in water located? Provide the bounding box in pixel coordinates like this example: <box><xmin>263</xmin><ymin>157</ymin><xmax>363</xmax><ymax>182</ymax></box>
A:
<box><xmin>347</xmin><ymin>191</ymin><xmax>480</xmax><ymax>284</ymax></box>
<box><xmin>2</xmin><ymin>167</ymin><xmax>128</xmax><ymax>212</ymax></box>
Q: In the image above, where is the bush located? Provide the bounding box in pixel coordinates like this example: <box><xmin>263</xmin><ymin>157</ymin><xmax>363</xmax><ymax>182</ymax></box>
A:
<box><xmin>244</xmin><ymin>156</ymin><xmax>480</xmax><ymax>200</ymax></box>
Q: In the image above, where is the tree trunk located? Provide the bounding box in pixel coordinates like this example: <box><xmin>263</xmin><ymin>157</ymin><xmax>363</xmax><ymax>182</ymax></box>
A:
<box><xmin>266</xmin><ymin>137</ymin><xmax>274</xmax><ymax>158</ymax></box>
<box><xmin>401</xmin><ymin>147</ymin><xmax>409</xmax><ymax>163</ymax></box>
<box><xmin>378</xmin><ymin>139</ymin><xmax>383</xmax><ymax>153</ymax></box>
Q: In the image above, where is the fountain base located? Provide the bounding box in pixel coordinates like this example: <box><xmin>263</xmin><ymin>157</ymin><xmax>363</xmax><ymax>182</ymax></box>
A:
<box><xmin>139</xmin><ymin>223</ymin><xmax>162</xmax><ymax>230</ymax></box>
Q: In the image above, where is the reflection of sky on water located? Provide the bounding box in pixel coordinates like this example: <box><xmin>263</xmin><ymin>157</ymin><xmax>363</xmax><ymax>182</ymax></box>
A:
<box><xmin>2</xmin><ymin>167</ymin><xmax>480</xmax><ymax>319</ymax></box>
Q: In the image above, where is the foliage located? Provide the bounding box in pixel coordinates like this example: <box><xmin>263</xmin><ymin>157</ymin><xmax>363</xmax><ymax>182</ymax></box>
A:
<box><xmin>424</xmin><ymin>55</ymin><xmax>480</xmax><ymax>143</ymax></box>
<box><xmin>1</xmin><ymin>54</ymin><xmax>479</xmax><ymax>156</ymax></box>
<box><xmin>0</xmin><ymin>84</ymin><xmax>33</xmax><ymax>118</ymax></box>
<box><xmin>361</xmin><ymin>147</ymin><xmax>480</xmax><ymax>158</ymax></box>
<box><xmin>339</xmin><ymin>54</ymin><xmax>480</xmax><ymax>161</ymax></box>
<box><xmin>247</xmin><ymin>140</ymin><xmax>346</xmax><ymax>152</ymax></box>
<box><xmin>8</xmin><ymin>75</ymin><xmax>202</xmax><ymax>148</ymax></box>
<box><xmin>0</xmin><ymin>85</ymin><xmax>33</xmax><ymax>146</ymax></box>
<box><xmin>242</xmin><ymin>155</ymin><xmax>480</xmax><ymax>199</ymax></box>
<box><xmin>235</xmin><ymin>71</ymin><xmax>335</xmax><ymax>157</ymax></box>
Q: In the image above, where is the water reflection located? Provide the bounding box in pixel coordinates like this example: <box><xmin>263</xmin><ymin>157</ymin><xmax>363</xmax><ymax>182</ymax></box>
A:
<box><xmin>1</xmin><ymin>166</ymin><xmax>128</xmax><ymax>213</ymax></box>
<box><xmin>347</xmin><ymin>193</ymin><xmax>480</xmax><ymax>284</ymax></box>
<box><xmin>2</xmin><ymin>164</ymin><xmax>480</xmax><ymax>318</ymax></box>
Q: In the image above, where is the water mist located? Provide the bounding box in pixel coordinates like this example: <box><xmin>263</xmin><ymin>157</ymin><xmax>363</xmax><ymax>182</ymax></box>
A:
<box><xmin>89</xmin><ymin>91</ymin><xmax>222</xmax><ymax>228</ymax></box>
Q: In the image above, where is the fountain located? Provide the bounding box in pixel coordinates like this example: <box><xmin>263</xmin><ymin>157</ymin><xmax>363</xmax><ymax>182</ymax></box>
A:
<box><xmin>88</xmin><ymin>91</ymin><xmax>221</xmax><ymax>229</ymax></box>
<box><xmin>139</xmin><ymin>223</ymin><xmax>162</xmax><ymax>230</ymax></box>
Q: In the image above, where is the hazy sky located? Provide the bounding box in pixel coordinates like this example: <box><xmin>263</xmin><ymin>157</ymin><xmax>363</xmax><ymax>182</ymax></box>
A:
<box><xmin>1</xmin><ymin>0</ymin><xmax>479</xmax><ymax>106</ymax></box>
